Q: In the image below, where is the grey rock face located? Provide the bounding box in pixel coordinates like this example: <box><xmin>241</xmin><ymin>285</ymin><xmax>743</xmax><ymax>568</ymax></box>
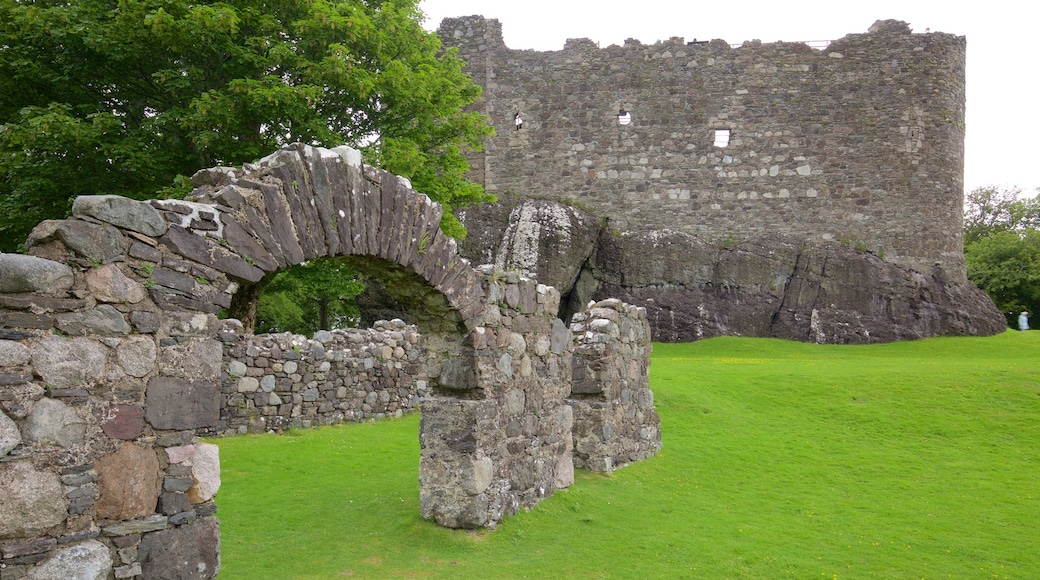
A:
<box><xmin>0</xmin><ymin>461</ymin><xmax>68</xmax><ymax>539</ymax></box>
<box><xmin>25</xmin><ymin>219</ymin><xmax>126</xmax><ymax>263</ymax></box>
<box><xmin>25</xmin><ymin>540</ymin><xmax>113</xmax><ymax>580</ymax></box>
<box><xmin>138</xmin><ymin>517</ymin><xmax>220</xmax><ymax>580</ymax></box>
<box><xmin>24</xmin><ymin>397</ymin><xmax>87</xmax><ymax>448</ymax></box>
<box><xmin>0</xmin><ymin>410</ymin><xmax>21</xmax><ymax>457</ymax></box>
<box><xmin>0</xmin><ymin>339</ymin><xmax>31</xmax><ymax>367</ymax></box>
<box><xmin>85</xmin><ymin>263</ymin><xmax>147</xmax><ymax>304</ymax></box>
<box><xmin>0</xmin><ymin>253</ymin><xmax>74</xmax><ymax>295</ymax></box>
<box><xmin>594</xmin><ymin>232</ymin><xmax>1007</xmax><ymax>343</ymax></box>
<box><xmin>116</xmin><ymin>336</ymin><xmax>158</xmax><ymax>378</ymax></box>
<box><xmin>159</xmin><ymin>338</ymin><xmax>222</xmax><ymax>381</ymax></box>
<box><xmin>72</xmin><ymin>194</ymin><xmax>169</xmax><ymax>237</ymax></box>
<box><xmin>457</xmin><ymin>197</ymin><xmax>1008</xmax><ymax>344</ymax></box>
<box><xmin>31</xmin><ymin>336</ymin><xmax>108</xmax><ymax>389</ymax></box>
<box><xmin>56</xmin><ymin>305</ymin><xmax>132</xmax><ymax>336</ymax></box>
<box><xmin>145</xmin><ymin>377</ymin><xmax>219</xmax><ymax>430</ymax></box>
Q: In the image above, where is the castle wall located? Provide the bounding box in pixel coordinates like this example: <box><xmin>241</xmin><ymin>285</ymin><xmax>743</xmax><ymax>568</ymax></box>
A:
<box><xmin>440</xmin><ymin>17</ymin><xmax>967</xmax><ymax>276</ymax></box>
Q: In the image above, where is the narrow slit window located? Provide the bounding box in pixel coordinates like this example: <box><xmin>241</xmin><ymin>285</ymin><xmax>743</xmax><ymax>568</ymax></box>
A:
<box><xmin>713</xmin><ymin>129</ymin><xmax>731</xmax><ymax>147</ymax></box>
<box><xmin>617</xmin><ymin>109</ymin><xmax>632</xmax><ymax>125</ymax></box>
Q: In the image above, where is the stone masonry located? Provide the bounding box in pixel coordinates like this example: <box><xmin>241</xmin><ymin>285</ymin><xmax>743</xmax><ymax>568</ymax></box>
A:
<box><xmin>568</xmin><ymin>299</ymin><xmax>660</xmax><ymax>473</ymax></box>
<box><xmin>215</xmin><ymin>320</ymin><xmax>429</xmax><ymax>436</ymax></box>
<box><xmin>442</xmin><ymin>17</ymin><xmax>966</xmax><ymax>275</ymax></box>
<box><xmin>0</xmin><ymin>142</ymin><xmax>660</xmax><ymax>577</ymax></box>
<box><xmin>442</xmin><ymin>17</ymin><xmax>1007</xmax><ymax>344</ymax></box>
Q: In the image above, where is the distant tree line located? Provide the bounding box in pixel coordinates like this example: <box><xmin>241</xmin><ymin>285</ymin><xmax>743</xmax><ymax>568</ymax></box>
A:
<box><xmin>963</xmin><ymin>186</ymin><xmax>1040</xmax><ymax>328</ymax></box>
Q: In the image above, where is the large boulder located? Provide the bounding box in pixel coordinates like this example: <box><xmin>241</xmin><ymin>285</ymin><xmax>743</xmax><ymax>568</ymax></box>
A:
<box><xmin>72</xmin><ymin>194</ymin><xmax>168</xmax><ymax>237</ymax></box>
<box><xmin>460</xmin><ymin>195</ymin><xmax>600</xmax><ymax>295</ymax></box>
<box><xmin>456</xmin><ymin>197</ymin><xmax>1008</xmax><ymax>344</ymax></box>
<box><xmin>0</xmin><ymin>254</ymin><xmax>74</xmax><ymax>295</ymax></box>
<box><xmin>25</xmin><ymin>219</ymin><xmax>126</xmax><ymax>263</ymax></box>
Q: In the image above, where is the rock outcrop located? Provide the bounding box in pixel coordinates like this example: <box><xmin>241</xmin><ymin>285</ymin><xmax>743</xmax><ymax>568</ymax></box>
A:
<box><xmin>458</xmin><ymin>198</ymin><xmax>1007</xmax><ymax>344</ymax></box>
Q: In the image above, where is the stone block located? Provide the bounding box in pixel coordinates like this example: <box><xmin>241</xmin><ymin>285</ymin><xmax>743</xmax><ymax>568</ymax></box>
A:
<box><xmin>0</xmin><ymin>254</ymin><xmax>74</xmax><ymax>295</ymax></box>
<box><xmin>0</xmin><ymin>410</ymin><xmax>20</xmax><ymax>457</ymax></box>
<box><xmin>160</xmin><ymin>338</ymin><xmax>222</xmax><ymax>381</ymax></box>
<box><xmin>116</xmin><ymin>336</ymin><xmax>158</xmax><ymax>378</ymax></box>
<box><xmin>55</xmin><ymin>305</ymin><xmax>132</xmax><ymax>337</ymax></box>
<box><xmin>159</xmin><ymin>225</ymin><xmax>263</xmax><ymax>283</ymax></box>
<box><xmin>73</xmin><ymin>194</ymin><xmax>168</xmax><ymax>237</ymax></box>
<box><xmin>0</xmin><ymin>461</ymin><xmax>67</xmax><ymax>539</ymax></box>
<box><xmin>102</xmin><ymin>515</ymin><xmax>168</xmax><ymax>536</ymax></box>
<box><xmin>26</xmin><ymin>219</ymin><xmax>126</xmax><ymax>263</ymax></box>
<box><xmin>130</xmin><ymin>310</ymin><xmax>160</xmax><ymax>334</ymax></box>
<box><xmin>23</xmin><ymin>540</ymin><xmax>112</xmax><ymax>580</ymax></box>
<box><xmin>24</xmin><ymin>397</ymin><xmax>87</xmax><ymax>448</ymax></box>
<box><xmin>85</xmin><ymin>263</ymin><xmax>147</xmax><ymax>304</ymax></box>
<box><xmin>138</xmin><ymin>516</ymin><xmax>219</xmax><ymax>579</ymax></box>
<box><xmin>0</xmin><ymin>340</ymin><xmax>30</xmax><ymax>368</ymax></box>
<box><xmin>96</xmin><ymin>443</ymin><xmax>160</xmax><ymax>521</ymax></box>
<box><xmin>157</xmin><ymin>492</ymin><xmax>192</xmax><ymax>516</ymax></box>
<box><xmin>159</xmin><ymin>311</ymin><xmax>218</xmax><ymax>337</ymax></box>
<box><xmin>96</xmin><ymin>404</ymin><xmax>146</xmax><ymax>440</ymax></box>
<box><xmin>31</xmin><ymin>335</ymin><xmax>108</xmax><ymax>389</ymax></box>
<box><xmin>145</xmin><ymin>377</ymin><xmax>220</xmax><ymax>430</ymax></box>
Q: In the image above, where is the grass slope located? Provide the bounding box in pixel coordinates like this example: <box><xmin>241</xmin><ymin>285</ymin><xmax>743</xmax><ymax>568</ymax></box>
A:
<box><xmin>212</xmin><ymin>332</ymin><xmax>1040</xmax><ymax>579</ymax></box>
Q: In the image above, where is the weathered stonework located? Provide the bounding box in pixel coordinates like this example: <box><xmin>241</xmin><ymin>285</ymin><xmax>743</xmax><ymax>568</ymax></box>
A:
<box><xmin>443</xmin><ymin>17</ymin><xmax>1007</xmax><ymax>343</ymax></box>
<box><xmin>568</xmin><ymin>299</ymin><xmax>660</xmax><ymax>472</ymax></box>
<box><xmin>0</xmin><ymin>142</ymin><xmax>659</xmax><ymax>576</ymax></box>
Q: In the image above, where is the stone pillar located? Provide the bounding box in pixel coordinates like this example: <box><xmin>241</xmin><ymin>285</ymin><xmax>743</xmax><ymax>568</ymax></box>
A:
<box><xmin>568</xmin><ymin>298</ymin><xmax>661</xmax><ymax>472</ymax></box>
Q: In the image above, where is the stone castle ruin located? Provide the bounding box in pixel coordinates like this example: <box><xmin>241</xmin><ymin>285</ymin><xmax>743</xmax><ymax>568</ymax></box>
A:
<box><xmin>440</xmin><ymin>17</ymin><xmax>1006</xmax><ymax>343</ymax></box>
<box><xmin>0</xmin><ymin>143</ymin><xmax>660</xmax><ymax>578</ymax></box>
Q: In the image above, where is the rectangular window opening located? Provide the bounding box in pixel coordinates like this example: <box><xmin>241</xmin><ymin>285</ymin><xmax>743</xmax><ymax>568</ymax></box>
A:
<box><xmin>713</xmin><ymin>129</ymin><xmax>731</xmax><ymax>148</ymax></box>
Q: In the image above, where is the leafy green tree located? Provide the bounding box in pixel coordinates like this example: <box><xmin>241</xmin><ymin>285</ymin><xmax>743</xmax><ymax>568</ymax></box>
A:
<box><xmin>0</xmin><ymin>0</ymin><xmax>492</xmax><ymax>251</ymax></box>
<box><xmin>965</xmin><ymin>230</ymin><xmax>1040</xmax><ymax>325</ymax></box>
<box><xmin>254</xmin><ymin>259</ymin><xmax>364</xmax><ymax>335</ymax></box>
<box><xmin>964</xmin><ymin>186</ymin><xmax>1040</xmax><ymax>326</ymax></box>
<box><xmin>963</xmin><ymin>186</ymin><xmax>1040</xmax><ymax>245</ymax></box>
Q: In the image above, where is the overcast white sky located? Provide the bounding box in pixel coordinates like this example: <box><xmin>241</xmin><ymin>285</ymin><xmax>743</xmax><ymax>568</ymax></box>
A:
<box><xmin>420</xmin><ymin>1</ymin><xmax>1040</xmax><ymax>196</ymax></box>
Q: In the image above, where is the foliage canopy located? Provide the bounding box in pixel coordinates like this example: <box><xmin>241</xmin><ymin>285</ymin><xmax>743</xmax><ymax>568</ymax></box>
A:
<box><xmin>254</xmin><ymin>259</ymin><xmax>364</xmax><ymax>335</ymax></box>
<box><xmin>0</xmin><ymin>0</ymin><xmax>493</xmax><ymax>251</ymax></box>
<box><xmin>963</xmin><ymin>186</ymin><xmax>1040</xmax><ymax>325</ymax></box>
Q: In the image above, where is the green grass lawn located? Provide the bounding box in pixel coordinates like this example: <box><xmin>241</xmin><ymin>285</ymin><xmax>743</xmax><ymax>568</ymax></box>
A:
<box><xmin>211</xmin><ymin>331</ymin><xmax>1040</xmax><ymax>579</ymax></box>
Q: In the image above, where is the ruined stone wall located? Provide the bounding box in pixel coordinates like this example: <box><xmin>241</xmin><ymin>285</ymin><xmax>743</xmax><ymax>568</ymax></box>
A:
<box><xmin>441</xmin><ymin>17</ymin><xmax>967</xmax><ymax>276</ymax></box>
<box><xmin>216</xmin><ymin>321</ymin><xmax>428</xmax><ymax>436</ymax></box>
<box><xmin>0</xmin><ymin>142</ymin><xmax>662</xmax><ymax>576</ymax></box>
<box><xmin>568</xmin><ymin>299</ymin><xmax>660</xmax><ymax>472</ymax></box>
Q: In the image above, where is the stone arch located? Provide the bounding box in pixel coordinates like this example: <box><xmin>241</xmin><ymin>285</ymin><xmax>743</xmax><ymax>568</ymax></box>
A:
<box><xmin>0</xmin><ymin>143</ymin><xmax>661</xmax><ymax>577</ymax></box>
